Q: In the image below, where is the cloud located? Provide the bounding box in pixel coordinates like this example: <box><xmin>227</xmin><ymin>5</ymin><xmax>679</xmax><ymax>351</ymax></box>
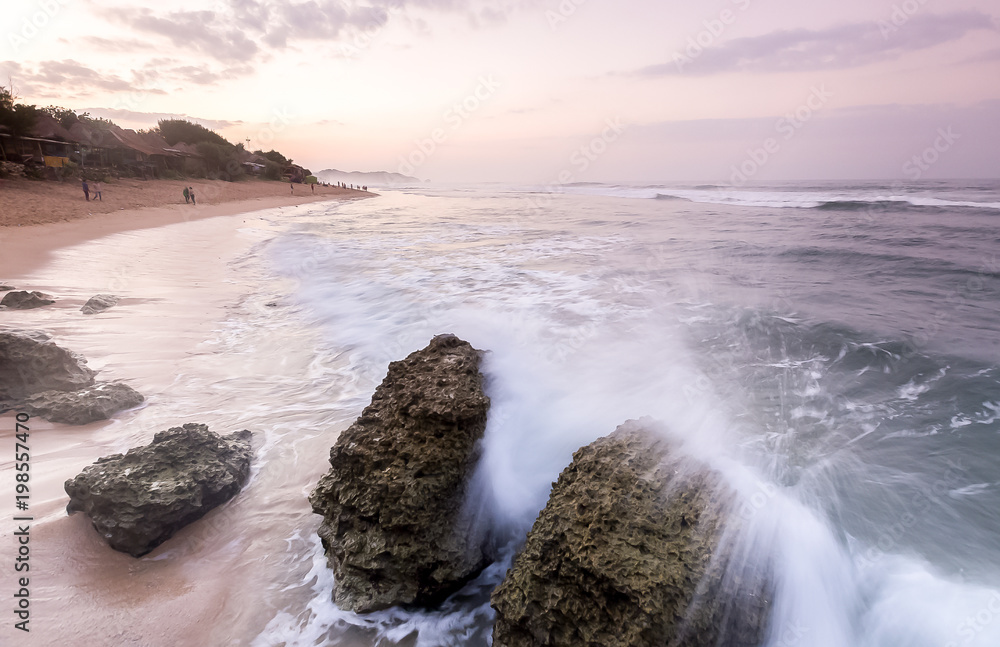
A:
<box><xmin>0</xmin><ymin>59</ymin><xmax>165</xmax><ymax>99</ymax></box>
<box><xmin>116</xmin><ymin>7</ymin><xmax>261</xmax><ymax>62</ymax></box>
<box><xmin>110</xmin><ymin>0</ymin><xmax>533</xmax><ymax>63</ymax></box>
<box><xmin>66</xmin><ymin>36</ymin><xmax>156</xmax><ymax>53</ymax></box>
<box><xmin>641</xmin><ymin>11</ymin><xmax>996</xmax><ymax>76</ymax></box>
<box><xmin>79</xmin><ymin>107</ymin><xmax>243</xmax><ymax>131</ymax></box>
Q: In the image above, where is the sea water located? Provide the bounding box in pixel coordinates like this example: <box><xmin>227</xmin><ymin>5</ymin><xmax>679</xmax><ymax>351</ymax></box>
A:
<box><xmin>239</xmin><ymin>180</ymin><xmax>1000</xmax><ymax>647</ymax></box>
<box><xmin>11</xmin><ymin>180</ymin><xmax>1000</xmax><ymax>646</ymax></box>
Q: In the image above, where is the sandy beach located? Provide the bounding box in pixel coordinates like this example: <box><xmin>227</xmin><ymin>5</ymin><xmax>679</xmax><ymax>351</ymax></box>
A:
<box><xmin>0</xmin><ymin>189</ymin><xmax>373</xmax><ymax>646</ymax></box>
<box><xmin>0</xmin><ymin>176</ymin><xmax>367</xmax><ymax>228</ymax></box>
<box><xmin>0</xmin><ymin>178</ymin><xmax>370</xmax><ymax>278</ymax></box>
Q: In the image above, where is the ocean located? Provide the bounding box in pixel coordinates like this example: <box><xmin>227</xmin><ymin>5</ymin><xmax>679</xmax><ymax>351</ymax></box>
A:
<box><xmin>244</xmin><ymin>179</ymin><xmax>1000</xmax><ymax>647</ymax></box>
<box><xmin>14</xmin><ymin>179</ymin><xmax>1000</xmax><ymax>646</ymax></box>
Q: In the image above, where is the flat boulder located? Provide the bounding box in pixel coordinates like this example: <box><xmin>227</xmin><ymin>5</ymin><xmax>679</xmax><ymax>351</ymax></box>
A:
<box><xmin>65</xmin><ymin>423</ymin><xmax>253</xmax><ymax>557</ymax></box>
<box><xmin>309</xmin><ymin>334</ymin><xmax>491</xmax><ymax>613</ymax></box>
<box><xmin>0</xmin><ymin>330</ymin><xmax>96</xmax><ymax>401</ymax></box>
<box><xmin>1</xmin><ymin>290</ymin><xmax>55</xmax><ymax>309</ymax></box>
<box><xmin>22</xmin><ymin>382</ymin><xmax>144</xmax><ymax>424</ymax></box>
<box><xmin>491</xmin><ymin>421</ymin><xmax>772</xmax><ymax>647</ymax></box>
<box><xmin>81</xmin><ymin>294</ymin><xmax>119</xmax><ymax>315</ymax></box>
<box><xmin>0</xmin><ymin>284</ymin><xmax>14</xmax><ymax>291</ymax></box>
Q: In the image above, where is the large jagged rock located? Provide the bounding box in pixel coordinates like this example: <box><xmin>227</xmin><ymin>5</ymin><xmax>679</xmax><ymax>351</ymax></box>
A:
<box><xmin>491</xmin><ymin>421</ymin><xmax>772</xmax><ymax>647</ymax></box>
<box><xmin>22</xmin><ymin>382</ymin><xmax>144</xmax><ymax>424</ymax></box>
<box><xmin>65</xmin><ymin>423</ymin><xmax>253</xmax><ymax>557</ymax></box>
<box><xmin>309</xmin><ymin>334</ymin><xmax>491</xmax><ymax>613</ymax></box>
<box><xmin>81</xmin><ymin>294</ymin><xmax>119</xmax><ymax>315</ymax></box>
<box><xmin>1</xmin><ymin>290</ymin><xmax>55</xmax><ymax>309</ymax></box>
<box><xmin>0</xmin><ymin>330</ymin><xmax>96</xmax><ymax>401</ymax></box>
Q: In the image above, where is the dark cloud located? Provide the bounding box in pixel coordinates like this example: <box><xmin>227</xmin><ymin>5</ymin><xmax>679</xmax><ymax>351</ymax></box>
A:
<box><xmin>641</xmin><ymin>11</ymin><xmax>996</xmax><ymax>76</ymax></box>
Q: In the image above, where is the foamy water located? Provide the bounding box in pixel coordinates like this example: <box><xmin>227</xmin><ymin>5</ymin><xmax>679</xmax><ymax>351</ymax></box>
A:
<box><xmin>4</xmin><ymin>182</ymin><xmax>1000</xmax><ymax>646</ymax></box>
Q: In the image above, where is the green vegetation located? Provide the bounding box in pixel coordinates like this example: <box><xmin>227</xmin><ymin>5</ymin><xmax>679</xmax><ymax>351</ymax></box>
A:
<box><xmin>0</xmin><ymin>86</ymin><xmax>39</xmax><ymax>137</ymax></box>
<box><xmin>1</xmin><ymin>88</ymin><xmax>305</xmax><ymax>183</ymax></box>
<box><xmin>156</xmin><ymin>119</ymin><xmax>230</xmax><ymax>147</ymax></box>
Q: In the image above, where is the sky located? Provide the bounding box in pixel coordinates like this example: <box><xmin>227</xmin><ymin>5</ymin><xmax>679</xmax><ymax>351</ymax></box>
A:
<box><xmin>2</xmin><ymin>0</ymin><xmax>999</xmax><ymax>183</ymax></box>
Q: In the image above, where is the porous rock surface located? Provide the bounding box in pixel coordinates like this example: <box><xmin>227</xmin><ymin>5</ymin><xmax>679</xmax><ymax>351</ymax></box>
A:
<box><xmin>65</xmin><ymin>423</ymin><xmax>253</xmax><ymax>557</ymax></box>
<box><xmin>0</xmin><ymin>330</ymin><xmax>96</xmax><ymax>401</ymax></box>
<box><xmin>22</xmin><ymin>382</ymin><xmax>144</xmax><ymax>424</ymax></box>
<box><xmin>309</xmin><ymin>334</ymin><xmax>491</xmax><ymax>613</ymax></box>
<box><xmin>1</xmin><ymin>290</ymin><xmax>55</xmax><ymax>309</ymax></box>
<box><xmin>81</xmin><ymin>294</ymin><xmax>119</xmax><ymax>315</ymax></box>
<box><xmin>491</xmin><ymin>420</ymin><xmax>772</xmax><ymax>647</ymax></box>
<box><xmin>0</xmin><ymin>330</ymin><xmax>143</xmax><ymax>423</ymax></box>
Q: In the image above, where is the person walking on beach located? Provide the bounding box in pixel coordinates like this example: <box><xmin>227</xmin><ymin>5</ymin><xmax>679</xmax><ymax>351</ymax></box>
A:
<box><xmin>93</xmin><ymin>181</ymin><xmax>103</xmax><ymax>201</ymax></box>
<box><xmin>290</xmin><ymin>180</ymin><xmax>294</xmax><ymax>194</ymax></box>
<box><xmin>183</xmin><ymin>186</ymin><xmax>190</xmax><ymax>203</ymax></box>
<box><xmin>82</xmin><ymin>179</ymin><xmax>90</xmax><ymax>201</ymax></box>
<box><xmin>189</xmin><ymin>187</ymin><xmax>196</xmax><ymax>205</ymax></box>
<box><xmin>310</xmin><ymin>182</ymin><xmax>314</xmax><ymax>193</ymax></box>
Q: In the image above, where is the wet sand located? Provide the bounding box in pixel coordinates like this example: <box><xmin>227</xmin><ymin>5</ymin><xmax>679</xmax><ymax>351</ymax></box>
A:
<box><xmin>0</xmin><ymin>195</ymin><xmax>368</xmax><ymax>646</ymax></box>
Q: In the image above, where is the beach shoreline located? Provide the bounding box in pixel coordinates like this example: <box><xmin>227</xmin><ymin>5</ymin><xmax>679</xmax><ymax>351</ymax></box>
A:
<box><xmin>1</xmin><ymin>178</ymin><xmax>372</xmax><ymax>279</ymax></box>
<box><xmin>1</xmin><ymin>194</ymin><xmax>355</xmax><ymax>646</ymax></box>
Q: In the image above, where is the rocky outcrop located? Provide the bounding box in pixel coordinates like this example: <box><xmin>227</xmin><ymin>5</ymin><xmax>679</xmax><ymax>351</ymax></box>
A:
<box><xmin>22</xmin><ymin>382</ymin><xmax>144</xmax><ymax>424</ymax></box>
<box><xmin>309</xmin><ymin>334</ymin><xmax>491</xmax><ymax>613</ymax></box>
<box><xmin>0</xmin><ymin>330</ymin><xmax>142</xmax><ymax>423</ymax></box>
<box><xmin>81</xmin><ymin>294</ymin><xmax>119</xmax><ymax>315</ymax></box>
<box><xmin>0</xmin><ymin>330</ymin><xmax>96</xmax><ymax>401</ymax></box>
<box><xmin>0</xmin><ymin>284</ymin><xmax>14</xmax><ymax>291</ymax></box>
<box><xmin>1</xmin><ymin>290</ymin><xmax>55</xmax><ymax>309</ymax></box>
<box><xmin>65</xmin><ymin>423</ymin><xmax>253</xmax><ymax>557</ymax></box>
<box><xmin>491</xmin><ymin>421</ymin><xmax>772</xmax><ymax>647</ymax></box>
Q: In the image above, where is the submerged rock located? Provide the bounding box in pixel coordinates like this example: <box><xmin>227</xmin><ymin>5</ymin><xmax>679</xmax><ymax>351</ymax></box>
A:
<box><xmin>309</xmin><ymin>334</ymin><xmax>491</xmax><ymax>613</ymax></box>
<box><xmin>491</xmin><ymin>421</ymin><xmax>772</xmax><ymax>647</ymax></box>
<box><xmin>65</xmin><ymin>423</ymin><xmax>253</xmax><ymax>557</ymax></box>
<box><xmin>0</xmin><ymin>330</ymin><xmax>96</xmax><ymax>401</ymax></box>
<box><xmin>22</xmin><ymin>382</ymin><xmax>144</xmax><ymax>424</ymax></box>
<box><xmin>1</xmin><ymin>290</ymin><xmax>55</xmax><ymax>309</ymax></box>
<box><xmin>81</xmin><ymin>294</ymin><xmax>119</xmax><ymax>315</ymax></box>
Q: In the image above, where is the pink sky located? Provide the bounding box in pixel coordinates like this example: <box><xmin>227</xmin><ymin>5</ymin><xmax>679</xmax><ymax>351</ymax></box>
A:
<box><xmin>3</xmin><ymin>0</ymin><xmax>998</xmax><ymax>182</ymax></box>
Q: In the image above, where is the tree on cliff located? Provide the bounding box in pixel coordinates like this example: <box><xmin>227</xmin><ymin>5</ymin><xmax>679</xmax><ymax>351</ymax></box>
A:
<box><xmin>0</xmin><ymin>86</ymin><xmax>39</xmax><ymax>137</ymax></box>
<box><xmin>156</xmin><ymin>119</ymin><xmax>231</xmax><ymax>147</ymax></box>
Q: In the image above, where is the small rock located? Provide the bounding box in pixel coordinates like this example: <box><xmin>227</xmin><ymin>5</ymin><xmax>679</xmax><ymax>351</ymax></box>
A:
<box><xmin>22</xmin><ymin>382</ymin><xmax>144</xmax><ymax>424</ymax></box>
<box><xmin>81</xmin><ymin>294</ymin><xmax>119</xmax><ymax>315</ymax></box>
<box><xmin>65</xmin><ymin>423</ymin><xmax>254</xmax><ymax>557</ymax></box>
<box><xmin>1</xmin><ymin>290</ymin><xmax>55</xmax><ymax>309</ymax></box>
<box><xmin>0</xmin><ymin>330</ymin><xmax>96</xmax><ymax>401</ymax></box>
<box><xmin>0</xmin><ymin>284</ymin><xmax>14</xmax><ymax>291</ymax></box>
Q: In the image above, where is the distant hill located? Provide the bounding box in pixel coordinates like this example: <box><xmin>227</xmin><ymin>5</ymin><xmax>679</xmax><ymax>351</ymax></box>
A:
<box><xmin>316</xmin><ymin>168</ymin><xmax>422</xmax><ymax>186</ymax></box>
